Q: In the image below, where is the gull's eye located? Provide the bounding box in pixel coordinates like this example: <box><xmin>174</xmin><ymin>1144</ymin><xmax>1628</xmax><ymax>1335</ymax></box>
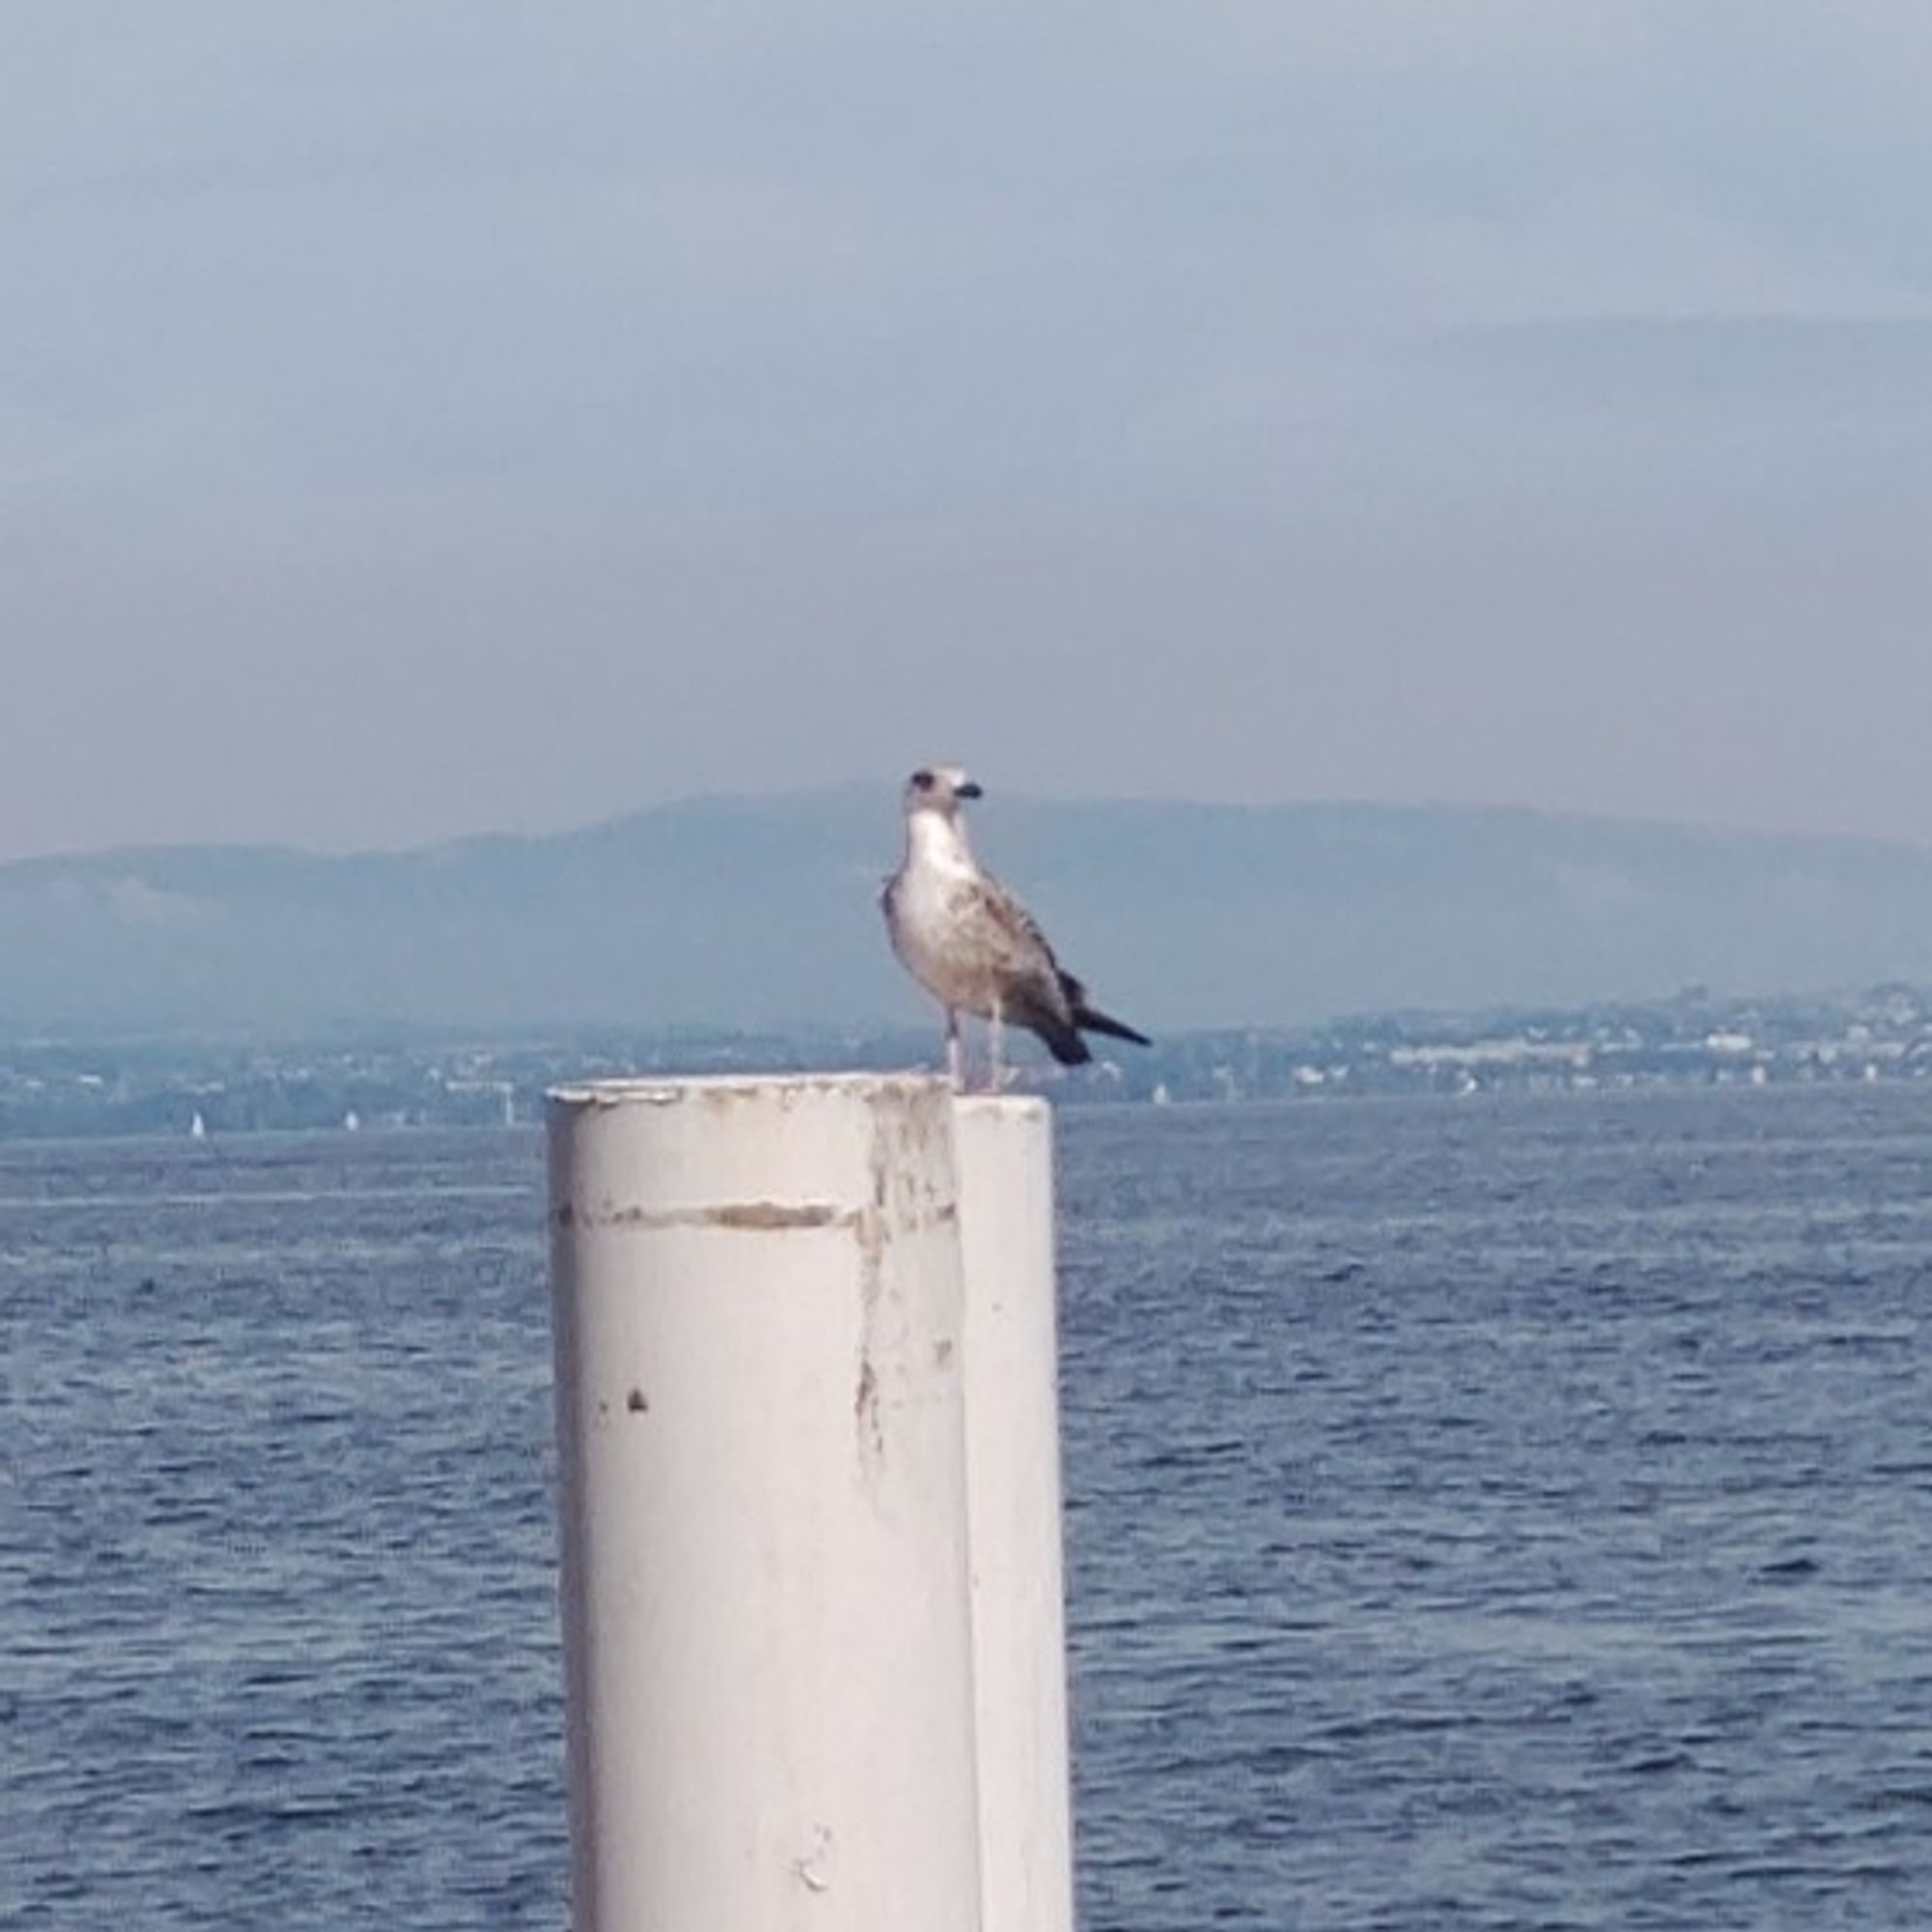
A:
<box><xmin>911</xmin><ymin>769</ymin><xmax>935</xmax><ymax>791</ymax></box>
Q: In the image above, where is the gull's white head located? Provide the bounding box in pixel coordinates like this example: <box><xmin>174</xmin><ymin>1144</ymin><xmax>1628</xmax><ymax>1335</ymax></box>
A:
<box><xmin>901</xmin><ymin>763</ymin><xmax>982</xmax><ymax>820</ymax></box>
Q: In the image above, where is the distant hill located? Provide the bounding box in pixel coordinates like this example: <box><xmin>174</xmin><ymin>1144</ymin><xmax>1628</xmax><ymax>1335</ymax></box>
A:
<box><xmin>7</xmin><ymin>792</ymin><xmax>1932</xmax><ymax>1037</ymax></box>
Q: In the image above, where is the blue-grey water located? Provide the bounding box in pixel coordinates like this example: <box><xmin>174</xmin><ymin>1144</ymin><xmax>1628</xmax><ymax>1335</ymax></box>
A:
<box><xmin>5</xmin><ymin>1089</ymin><xmax>1931</xmax><ymax>1927</ymax></box>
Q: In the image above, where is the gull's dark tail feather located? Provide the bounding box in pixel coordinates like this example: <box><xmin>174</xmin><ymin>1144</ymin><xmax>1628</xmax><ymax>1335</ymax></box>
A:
<box><xmin>1060</xmin><ymin>971</ymin><xmax>1151</xmax><ymax>1049</ymax></box>
<box><xmin>1074</xmin><ymin>1003</ymin><xmax>1151</xmax><ymax>1048</ymax></box>
<box><xmin>1010</xmin><ymin>991</ymin><xmax>1093</xmax><ymax>1065</ymax></box>
<box><xmin>1038</xmin><ymin>1025</ymin><xmax>1094</xmax><ymax>1067</ymax></box>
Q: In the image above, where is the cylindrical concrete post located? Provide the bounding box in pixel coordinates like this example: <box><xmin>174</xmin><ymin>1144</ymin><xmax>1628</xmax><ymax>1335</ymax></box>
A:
<box><xmin>547</xmin><ymin>1074</ymin><xmax>983</xmax><ymax>1932</ymax></box>
<box><xmin>952</xmin><ymin>1094</ymin><xmax>1076</xmax><ymax>1932</ymax></box>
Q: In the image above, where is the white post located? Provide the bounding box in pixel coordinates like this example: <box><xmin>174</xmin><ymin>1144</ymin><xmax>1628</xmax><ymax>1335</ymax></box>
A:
<box><xmin>952</xmin><ymin>1094</ymin><xmax>1077</xmax><ymax>1932</ymax></box>
<box><xmin>547</xmin><ymin>1074</ymin><xmax>983</xmax><ymax>1932</ymax></box>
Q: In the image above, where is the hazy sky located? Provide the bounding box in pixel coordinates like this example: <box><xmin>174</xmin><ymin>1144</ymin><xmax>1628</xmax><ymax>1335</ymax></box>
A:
<box><xmin>8</xmin><ymin>3</ymin><xmax>1932</xmax><ymax>861</ymax></box>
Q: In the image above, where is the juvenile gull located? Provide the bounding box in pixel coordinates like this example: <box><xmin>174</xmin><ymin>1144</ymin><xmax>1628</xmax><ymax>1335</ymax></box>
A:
<box><xmin>881</xmin><ymin>763</ymin><xmax>1151</xmax><ymax>1089</ymax></box>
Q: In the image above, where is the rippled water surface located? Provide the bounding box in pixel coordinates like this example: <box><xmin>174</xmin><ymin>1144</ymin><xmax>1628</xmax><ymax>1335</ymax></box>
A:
<box><xmin>7</xmin><ymin>1089</ymin><xmax>1932</xmax><ymax>1926</ymax></box>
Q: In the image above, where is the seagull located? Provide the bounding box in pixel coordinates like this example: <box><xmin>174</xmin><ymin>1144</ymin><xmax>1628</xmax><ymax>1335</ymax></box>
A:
<box><xmin>881</xmin><ymin>763</ymin><xmax>1151</xmax><ymax>1089</ymax></box>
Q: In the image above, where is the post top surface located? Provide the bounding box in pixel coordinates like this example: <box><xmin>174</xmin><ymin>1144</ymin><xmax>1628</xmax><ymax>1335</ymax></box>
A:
<box><xmin>952</xmin><ymin>1092</ymin><xmax>1052</xmax><ymax>1123</ymax></box>
<box><xmin>545</xmin><ymin>1072</ymin><xmax>1049</xmax><ymax>1119</ymax></box>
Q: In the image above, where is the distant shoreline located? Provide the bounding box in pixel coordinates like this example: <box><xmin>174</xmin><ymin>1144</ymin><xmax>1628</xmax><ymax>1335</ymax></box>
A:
<box><xmin>5</xmin><ymin>981</ymin><xmax>1932</xmax><ymax>1139</ymax></box>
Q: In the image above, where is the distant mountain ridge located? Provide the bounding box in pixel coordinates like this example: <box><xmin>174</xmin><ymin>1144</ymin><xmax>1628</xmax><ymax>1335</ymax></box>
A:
<box><xmin>7</xmin><ymin>791</ymin><xmax>1932</xmax><ymax>1037</ymax></box>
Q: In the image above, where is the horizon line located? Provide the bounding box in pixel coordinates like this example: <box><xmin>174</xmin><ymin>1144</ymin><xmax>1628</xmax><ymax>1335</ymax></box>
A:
<box><xmin>8</xmin><ymin>787</ymin><xmax>1932</xmax><ymax>872</ymax></box>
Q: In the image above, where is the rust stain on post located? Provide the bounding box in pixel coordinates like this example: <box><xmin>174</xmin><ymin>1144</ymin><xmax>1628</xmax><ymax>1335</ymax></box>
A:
<box><xmin>705</xmin><ymin>1202</ymin><xmax>840</xmax><ymax>1232</ymax></box>
<box><xmin>853</xmin><ymin>1357</ymin><xmax>883</xmax><ymax>1460</ymax></box>
<box><xmin>550</xmin><ymin>1198</ymin><xmax>954</xmax><ymax>1234</ymax></box>
<box><xmin>551</xmin><ymin>1200</ymin><xmax>846</xmax><ymax>1233</ymax></box>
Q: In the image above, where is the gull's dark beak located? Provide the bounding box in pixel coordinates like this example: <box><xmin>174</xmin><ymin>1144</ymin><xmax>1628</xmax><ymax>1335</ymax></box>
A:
<box><xmin>955</xmin><ymin>781</ymin><xmax>983</xmax><ymax>801</ymax></box>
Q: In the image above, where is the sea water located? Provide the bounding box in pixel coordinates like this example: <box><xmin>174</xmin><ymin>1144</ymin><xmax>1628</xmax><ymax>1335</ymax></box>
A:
<box><xmin>5</xmin><ymin>1088</ymin><xmax>1930</xmax><ymax>1926</ymax></box>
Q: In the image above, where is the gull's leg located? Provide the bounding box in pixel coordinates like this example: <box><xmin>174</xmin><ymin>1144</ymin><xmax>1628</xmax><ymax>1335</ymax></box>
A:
<box><xmin>945</xmin><ymin>1007</ymin><xmax>964</xmax><ymax>1091</ymax></box>
<box><xmin>989</xmin><ymin>1002</ymin><xmax>1007</xmax><ymax>1093</ymax></box>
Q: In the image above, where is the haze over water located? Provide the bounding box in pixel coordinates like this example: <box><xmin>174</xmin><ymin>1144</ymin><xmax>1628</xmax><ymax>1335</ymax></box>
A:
<box><xmin>7</xmin><ymin>1088</ymin><xmax>1931</xmax><ymax>1925</ymax></box>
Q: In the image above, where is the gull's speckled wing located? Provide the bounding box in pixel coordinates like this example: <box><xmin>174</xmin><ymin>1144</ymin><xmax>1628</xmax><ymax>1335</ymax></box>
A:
<box><xmin>954</xmin><ymin>872</ymin><xmax>1090</xmax><ymax>1062</ymax></box>
<box><xmin>980</xmin><ymin>871</ymin><xmax>1055</xmax><ymax>958</ymax></box>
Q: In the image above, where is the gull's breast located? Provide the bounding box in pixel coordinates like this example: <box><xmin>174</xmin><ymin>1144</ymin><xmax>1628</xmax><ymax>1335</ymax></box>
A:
<box><xmin>887</xmin><ymin>867</ymin><xmax>1005</xmax><ymax>1015</ymax></box>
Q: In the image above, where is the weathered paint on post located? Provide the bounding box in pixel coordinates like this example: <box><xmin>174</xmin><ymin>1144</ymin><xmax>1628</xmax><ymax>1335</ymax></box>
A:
<box><xmin>547</xmin><ymin>1074</ymin><xmax>983</xmax><ymax>1932</ymax></box>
